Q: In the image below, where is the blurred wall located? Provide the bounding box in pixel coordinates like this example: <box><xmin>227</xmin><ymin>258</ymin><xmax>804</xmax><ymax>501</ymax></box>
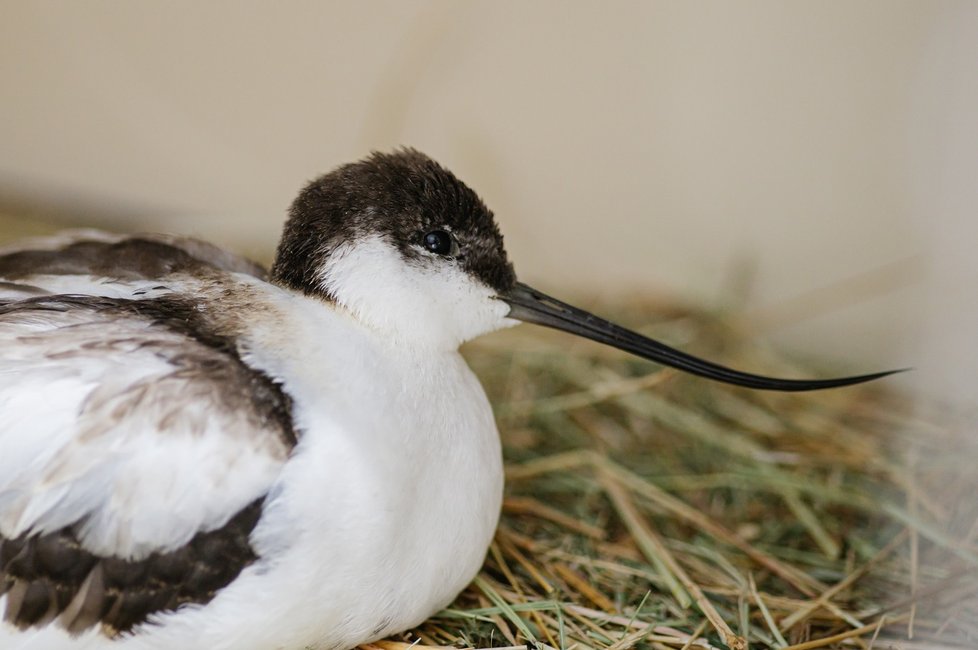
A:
<box><xmin>1</xmin><ymin>1</ymin><xmax>975</xmax><ymax>404</ymax></box>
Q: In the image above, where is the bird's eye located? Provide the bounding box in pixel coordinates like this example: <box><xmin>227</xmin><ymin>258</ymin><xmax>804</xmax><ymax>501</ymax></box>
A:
<box><xmin>422</xmin><ymin>230</ymin><xmax>457</xmax><ymax>256</ymax></box>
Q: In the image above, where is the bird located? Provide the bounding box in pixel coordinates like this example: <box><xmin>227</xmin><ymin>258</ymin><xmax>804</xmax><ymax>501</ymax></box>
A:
<box><xmin>0</xmin><ymin>149</ymin><xmax>897</xmax><ymax>650</ymax></box>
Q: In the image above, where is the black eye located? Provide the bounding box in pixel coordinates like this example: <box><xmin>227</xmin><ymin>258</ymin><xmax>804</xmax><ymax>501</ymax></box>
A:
<box><xmin>422</xmin><ymin>230</ymin><xmax>456</xmax><ymax>256</ymax></box>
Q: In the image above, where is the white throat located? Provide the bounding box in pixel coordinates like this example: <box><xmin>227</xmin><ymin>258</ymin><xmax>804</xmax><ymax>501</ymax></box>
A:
<box><xmin>317</xmin><ymin>235</ymin><xmax>514</xmax><ymax>349</ymax></box>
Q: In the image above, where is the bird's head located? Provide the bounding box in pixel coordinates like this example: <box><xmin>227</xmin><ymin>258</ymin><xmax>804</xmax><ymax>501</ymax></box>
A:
<box><xmin>272</xmin><ymin>148</ymin><xmax>899</xmax><ymax>389</ymax></box>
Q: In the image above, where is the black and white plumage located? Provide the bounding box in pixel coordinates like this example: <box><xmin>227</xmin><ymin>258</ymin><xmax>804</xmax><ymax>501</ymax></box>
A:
<box><xmin>0</xmin><ymin>235</ymin><xmax>298</xmax><ymax>646</ymax></box>
<box><xmin>0</xmin><ymin>150</ymin><xmax>895</xmax><ymax>650</ymax></box>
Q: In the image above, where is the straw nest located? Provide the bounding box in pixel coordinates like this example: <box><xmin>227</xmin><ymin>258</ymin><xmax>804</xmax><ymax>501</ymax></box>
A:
<box><xmin>369</xmin><ymin>300</ymin><xmax>977</xmax><ymax>650</ymax></box>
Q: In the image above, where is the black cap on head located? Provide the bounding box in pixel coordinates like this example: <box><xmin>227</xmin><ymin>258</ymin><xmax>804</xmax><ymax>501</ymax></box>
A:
<box><xmin>272</xmin><ymin>148</ymin><xmax>516</xmax><ymax>301</ymax></box>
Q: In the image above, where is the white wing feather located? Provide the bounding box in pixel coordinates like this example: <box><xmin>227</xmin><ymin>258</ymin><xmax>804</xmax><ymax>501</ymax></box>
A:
<box><xmin>0</xmin><ymin>295</ymin><xmax>290</xmax><ymax>560</ymax></box>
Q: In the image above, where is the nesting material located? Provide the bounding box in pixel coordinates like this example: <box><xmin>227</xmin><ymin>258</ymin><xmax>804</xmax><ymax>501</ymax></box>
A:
<box><xmin>381</xmin><ymin>303</ymin><xmax>976</xmax><ymax>650</ymax></box>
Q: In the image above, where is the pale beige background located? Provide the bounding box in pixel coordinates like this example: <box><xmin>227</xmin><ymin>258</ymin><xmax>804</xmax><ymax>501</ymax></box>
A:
<box><xmin>1</xmin><ymin>1</ymin><xmax>975</xmax><ymax>405</ymax></box>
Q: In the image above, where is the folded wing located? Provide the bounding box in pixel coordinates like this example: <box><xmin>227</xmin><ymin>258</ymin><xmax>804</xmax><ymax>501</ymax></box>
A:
<box><xmin>0</xmin><ymin>235</ymin><xmax>295</xmax><ymax>635</ymax></box>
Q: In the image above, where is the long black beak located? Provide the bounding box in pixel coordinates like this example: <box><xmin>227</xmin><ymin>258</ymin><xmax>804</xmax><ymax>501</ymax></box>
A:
<box><xmin>501</xmin><ymin>282</ymin><xmax>902</xmax><ymax>391</ymax></box>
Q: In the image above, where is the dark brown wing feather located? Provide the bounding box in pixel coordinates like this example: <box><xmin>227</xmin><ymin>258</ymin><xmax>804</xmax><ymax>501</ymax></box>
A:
<box><xmin>0</xmin><ymin>233</ymin><xmax>266</xmax><ymax>283</ymax></box>
<box><xmin>1</xmin><ymin>499</ymin><xmax>262</xmax><ymax>636</ymax></box>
